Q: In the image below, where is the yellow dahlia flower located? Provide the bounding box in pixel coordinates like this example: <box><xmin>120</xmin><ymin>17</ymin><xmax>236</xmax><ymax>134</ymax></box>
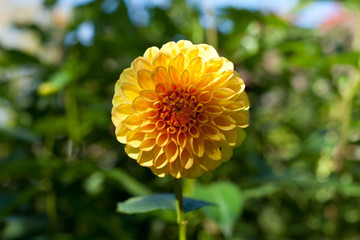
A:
<box><xmin>112</xmin><ymin>40</ymin><xmax>249</xmax><ymax>178</ymax></box>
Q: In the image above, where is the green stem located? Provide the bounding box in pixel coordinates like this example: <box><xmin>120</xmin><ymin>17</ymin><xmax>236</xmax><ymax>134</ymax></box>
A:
<box><xmin>46</xmin><ymin>190</ymin><xmax>57</xmax><ymax>234</ymax></box>
<box><xmin>174</xmin><ymin>178</ymin><xmax>186</xmax><ymax>240</ymax></box>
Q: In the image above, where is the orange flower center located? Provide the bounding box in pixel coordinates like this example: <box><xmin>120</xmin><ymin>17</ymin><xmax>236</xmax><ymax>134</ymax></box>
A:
<box><xmin>157</xmin><ymin>86</ymin><xmax>203</xmax><ymax>133</ymax></box>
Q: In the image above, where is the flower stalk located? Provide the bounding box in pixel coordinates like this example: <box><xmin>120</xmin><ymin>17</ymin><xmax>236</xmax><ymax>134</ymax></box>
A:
<box><xmin>174</xmin><ymin>178</ymin><xmax>186</xmax><ymax>240</ymax></box>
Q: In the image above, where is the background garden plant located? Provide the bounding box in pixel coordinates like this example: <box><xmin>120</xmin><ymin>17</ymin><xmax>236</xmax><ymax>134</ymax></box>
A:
<box><xmin>1</xmin><ymin>0</ymin><xmax>360</xmax><ymax>239</ymax></box>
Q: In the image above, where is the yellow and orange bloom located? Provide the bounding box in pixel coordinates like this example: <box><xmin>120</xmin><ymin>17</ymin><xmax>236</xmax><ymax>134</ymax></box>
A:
<box><xmin>111</xmin><ymin>40</ymin><xmax>249</xmax><ymax>178</ymax></box>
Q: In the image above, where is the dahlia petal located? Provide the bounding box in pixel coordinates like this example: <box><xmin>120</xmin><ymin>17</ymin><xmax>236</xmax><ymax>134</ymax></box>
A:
<box><xmin>160</xmin><ymin>41</ymin><xmax>180</xmax><ymax>58</ymax></box>
<box><xmin>188</xmin><ymin>57</ymin><xmax>204</xmax><ymax>80</ymax></box>
<box><xmin>139</xmin><ymin>121</ymin><xmax>156</xmax><ymax>133</ymax></box>
<box><xmin>195</xmin><ymin>103</ymin><xmax>204</xmax><ymax>113</ymax></box>
<box><xmin>198</xmin><ymin>91</ymin><xmax>213</xmax><ymax>104</ymax></box>
<box><xmin>132</xmin><ymin>96</ymin><xmax>148</xmax><ymax>113</ymax></box>
<box><xmin>137</xmin><ymin>69</ymin><xmax>155</xmax><ymax>90</ymax></box>
<box><xmin>151</xmin><ymin>164</ymin><xmax>169</xmax><ymax>177</ymax></box>
<box><xmin>231</xmin><ymin>111</ymin><xmax>250</xmax><ymax>128</ymax></box>
<box><xmin>236</xmin><ymin>92</ymin><xmax>250</xmax><ymax>110</ymax></box>
<box><xmin>181</xmin><ymin>46</ymin><xmax>200</xmax><ymax>62</ymax></box>
<box><xmin>143</xmin><ymin>46</ymin><xmax>160</xmax><ymax>62</ymax></box>
<box><xmin>112</xmin><ymin>103</ymin><xmax>133</xmax><ymax>124</ymax></box>
<box><xmin>218</xmin><ymin>142</ymin><xmax>233</xmax><ymax>162</ymax></box>
<box><xmin>139</xmin><ymin>137</ymin><xmax>156</xmax><ymax>151</ymax></box>
<box><xmin>155</xmin><ymin>83</ymin><xmax>167</xmax><ymax>95</ymax></box>
<box><xmin>190</xmin><ymin>137</ymin><xmax>204</xmax><ymax>158</ymax></box>
<box><xmin>180</xmin><ymin>147</ymin><xmax>194</xmax><ymax>169</ymax></box>
<box><xmin>226</xmin><ymin>76</ymin><xmax>245</xmax><ymax>93</ymax></box>
<box><xmin>198</xmin><ymin>155</ymin><xmax>218</xmax><ymax>171</ymax></box>
<box><xmin>119</xmin><ymin>68</ymin><xmax>138</xmax><ymax>86</ymax></box>
<box><xmin>180</xmin><ymin>70</ymin><xmax>190</xmax><ymax>85</ymax></box>
<box><xmin>177</xmin><ymin>131</ymin><xmax>187</xmax><ymax>149</ymax></box>
<box><xmin>124</xmin><ymin>114</ymin><xmax>143</xmax><ymax>130</ymax></box>
<box><xmin>167</xmin><ymin>126</ymin><xmax>177</xmax><ymax>134</ymax></box>
<box><xmin>140</xmin><ymin>90</ymin><xmax>158</xmax><ymax>102</ymax></box>
<box><xmin>111</xmin><ymin>113</ymin><xmax>121</xmax><ymax>126</ymax></box>
<box><xmin>213</xmin><ymin>115</ymin><xmax>236</xmax><ymax>131</ymax></box>
<box><xmin>154</xmin><ymin>151</ymin><xmax>168</xmax><ymax>169</ymax></box>
<box><xmin>205</xmin><ymin>57</ymin><xmax>224</xmax><ymax>73</ymax></box>
<box><xmin>152</xmin><ymin>100</ymin><xmax>163</xmax><ymax>110</ymax></box>
<box><xmin>143</xmin><ymin>109</ymin><xmax>158</xmax><ymax>119</ymax></box>
<box><xmin>125</xmin><ymin>145</ymin><xmax>140</xmax><ymax>159</ymax></box>
<box><xmin>152</xmin><ymin>66</ymin><xmax>169</xmax><ymax>83</ymax></box>
<box><xmin>155</xmin><ymin>120</ymin><xmax>166</xmax><ymax>130</ymax></box>
<box><xmin>211</xmin><ymin>71</ymin><xmax>233</xmax><ymax>89</ymax></box>
<box><xmin>196</xmin><ymin>73</ymin><xmax>213</xmax><ymax>88</ymax></box>
<box><xmin>165</xmin><ymin>140</ymin><xmax>179</xmax><ymax>163</ymax></box>
<box><xmin>112</xmin><ymin>94</ymin><xmax>124</xmax><ymax>107</ymax></box>
<box><xmin>131</xmin><ymin>57</ymin><xmax>153</xmax><ymax>72</ymax></box>
<box><xmin>200</xmin><ymin>124</ymin><xmax>221</xmax><ymax>141</ymax></box>
<box><xmin>223</xmin><ymin>101</ymin><xmax>247</xmax><ymax>112</ymax></box>
<box><xmin>189</xmin><ymin>125</ymin><xmax>200</xmax><ymax>138</ymax></box>
<box><xmin>197</xmin><ymin>114</ymin><xmax>208</xmax><ymax>124</ymax></box>
<box><xmin>222</xmin><ymin>128</ymin><xmax>238</xmax><ymax>146</ymax></box>
<box><xmin>198</xmin><ymin>44</ymin><xmax>219</xmax><ymax>59</ymax></box>
<box><xmin>115</xmin><ymin>124</ymin><xmax>129</xmax><ymax>144</ymax></box>
<box><xmin>177</xmin><ymin>40</ymin><xmax>193</xmax><ymax>49</ymax></box>
<box><xmin>213</xmin><ymin>88</ymin><xmax>236</xmax><ymax>100</ymax></box>
<box><xmin>137</xmin><ymin>149</ymin><xmax>154</xmax><ymax>167</ymax></box>
<box><xmin>152</xmin><ymin>51</ymin><xmax>171</xmax><ymax>68</ymax></box>
<box><xmin>169</xmin><ymin>66</ymin><xmax>180</xmax><ymax>83</ymax></box>
<box><xmin>220</xmin><ymin>58</ymin><xmax>234</xmax><ymax>72</ymax></box>
<box><xmin>182</xmin><ymin>161</ymin><xmax>205</xmax><ymax>178</ymax></box>
<box><xmin>170</xmin><ymin>53</ymin><xmax>188</xmax><ymax>72</ymax></box>
<box><xmin>205</xmin><ymin>105</ymin><xmax>223</xmax><ymax>115</ymax></box>
<box><xmin>127</xmin><ymin>130</ymin><xmax>145</xmax><ymax>148</ymax></box>
<box><xmin>120</xmin><ymin>83</ymin><xmax>140</xmax><ymax>104</ymax></box>
<box><xmin>187</xmin><ymin>84</ymin><xmax>198</xmax><ymax>95</ymax></box>
<box><xmin>204</xmin><ymin>140</ymin><xmax>222</xmax><ymax>161</ymax></box>
<box><xmin>169</xmin><ymin>159</ymin><xmax>183</xmax><ymax>179</ymax></box>
<box><xmin>156</xmin><ymin>132</ymin><xmax>169</xmax><ymax>147</ymax></box>
<box><xmin>169</xmin><ymin>82</ymin><xmax>177</xmax><ymax>92</ymax></box>
<box><xmin>236</xmin><ymin>128</ymin><xmax>246</xmax><ymax>147</ymax></box>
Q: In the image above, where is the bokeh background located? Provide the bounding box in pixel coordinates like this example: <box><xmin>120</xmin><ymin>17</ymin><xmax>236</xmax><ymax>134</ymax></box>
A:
<box><xmin>1</xmin><ymin>0</ymin><xmax>360</xmax><ymax>239</ymax></box>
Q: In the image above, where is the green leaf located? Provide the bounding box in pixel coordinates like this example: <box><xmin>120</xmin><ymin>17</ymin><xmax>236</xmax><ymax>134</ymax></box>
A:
<box><xmin>105</xmin><ymin>168</ymin><xmax>152</xmax><ymax>196</ymax></box>
<box><xmin>194</xmin><ymin>181</ymin><xmax>244</xmax><ymax>239</ymax></box>
<box><xmin>0</xmin><ymin>127</ymin><xmax>40</xmax><ymax>143</ymax></box>
<box><xmin>242</xmin><ymin>183</ymin><xmax>278</xmax><ymax>199</ymax></box>
<box><xmin>117</xmin><ymin>193</ymin><xmax>215</xmax><ymax>214</ymax></box>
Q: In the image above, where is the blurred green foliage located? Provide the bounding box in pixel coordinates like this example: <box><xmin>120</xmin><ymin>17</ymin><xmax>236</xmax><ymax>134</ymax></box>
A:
<box><xmin>1</xmin><ymin>0</ymin><xmax>360</xmax><ymax>239</ymax></box>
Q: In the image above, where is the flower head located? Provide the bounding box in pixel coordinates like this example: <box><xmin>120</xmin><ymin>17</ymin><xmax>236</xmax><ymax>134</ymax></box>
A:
<box><xmin>112</xmin><ymin>40</ymin><xmax>249</xmax><ymax>178</ymax></box>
